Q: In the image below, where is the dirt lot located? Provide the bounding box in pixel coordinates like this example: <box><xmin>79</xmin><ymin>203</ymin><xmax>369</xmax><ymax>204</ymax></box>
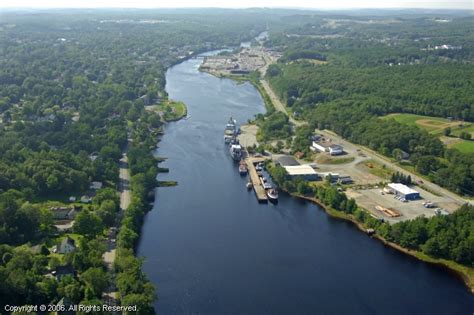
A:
<box><xmin>346</xmin><ymin>187</ymin><xmax>461</xmax><ymax>223</ymax></box>
<box><xmin>238</xmin><ymin>124</ymin><xmax>259</xmax><ymax>147</ymax></box>
<box><xmin>310</xmin><ymin>133</ymin><xmax>383</xmax><ymax>185</ymax></box>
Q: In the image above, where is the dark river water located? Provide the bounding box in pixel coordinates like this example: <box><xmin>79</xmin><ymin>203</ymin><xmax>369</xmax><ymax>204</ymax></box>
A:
<box><xmin>137</xmin><ymin>54</ymin><xmax>474</xmax><ymax>314</ymax></box>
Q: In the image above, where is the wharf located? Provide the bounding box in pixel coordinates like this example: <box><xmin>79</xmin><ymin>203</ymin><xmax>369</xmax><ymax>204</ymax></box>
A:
<box><xmin>246</xmin><ymin>157</ymin><xmax>268</xmax><ymax>202</ymax></box>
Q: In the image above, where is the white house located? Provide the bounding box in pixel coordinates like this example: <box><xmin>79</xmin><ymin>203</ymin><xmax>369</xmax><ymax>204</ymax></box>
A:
<box><xmin>310</xmin><ymin>141</ymin><xmax>344</xmax><ymax>155</ymax></box>
<box><xmin>328</xmin><ymin>145</ymin><xmax>343</xmax><ymax>155</ymax></box>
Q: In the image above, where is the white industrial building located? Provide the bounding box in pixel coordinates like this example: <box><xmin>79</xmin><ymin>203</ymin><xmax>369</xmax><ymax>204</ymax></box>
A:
<box><xmin>387</xmin><ymin>183</ymin><xmax>420</xmax><ymax>200</ymax></box>
<box><xmin>310</xmin><ymin>141</ymin><xmax>344</xmax><ymax>155</ymax></box>
<box><xmin>283</xmin><ymin>165</ymin><xmax>318</xmax><ymax>180</ymax></box>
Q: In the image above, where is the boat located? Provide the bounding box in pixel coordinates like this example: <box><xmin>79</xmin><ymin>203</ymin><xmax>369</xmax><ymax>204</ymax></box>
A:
<box><xmin>229</xmin><ymin>144</ymin><xmax>242</xmax><ymax>161</ymax></box>
<box><xmin>266</xmin><ymin>188</ymin><xmax>279</xmax><ymax>201</ymax></box>
<box><xmin>224</xmin><ymin>116</ymin><xmax>238</xmax><ymax>143</ymax></box>
<box><xmin>246</xmin><ymin>182</ymin><xmax>253</xmax><ymax>190</ymax></box>
<box><xmin>239</xmin><ymin>160</ymin><xmax>248</xmax><ymax>175</ymax></box>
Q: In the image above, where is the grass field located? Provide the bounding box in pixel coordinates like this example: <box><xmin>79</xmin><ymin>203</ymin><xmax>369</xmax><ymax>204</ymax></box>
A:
<box><xmin>148</xmin><ymin>99</ymin><xmax>187</xmax><ymax>122</ymax></box>
<box><xmin>316</xmin><ymin>155</ymin><xmax>355</xmax><ymax>164</ymax></box>
<box><xmin>383</xmin><ymin>113</ymin><xmax>474</xmax><ymax>153</ymax></box>
<box><xmin>382</xmin><ymin>113</ymin><xmax>464</xmax><ymax>135</ymax></box>
<box><xmin>450</xmin><ymin>140</ymin><xmax>474</xmax><ymax>154</ymax></box>
<box><xmin>358</xmin><ymin>159</ymin><xmax>393</xmax><ymax>179</ymax></box>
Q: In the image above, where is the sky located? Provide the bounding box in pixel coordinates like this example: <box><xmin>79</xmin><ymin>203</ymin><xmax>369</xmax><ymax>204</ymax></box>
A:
<box><xmin>0</xmin><ymin>0</ymin><xmax>472</xmax><ymax>10</ymax></box>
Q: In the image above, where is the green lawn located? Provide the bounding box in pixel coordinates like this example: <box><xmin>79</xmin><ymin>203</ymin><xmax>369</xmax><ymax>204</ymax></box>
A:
<box><xmin>317</xmin><ymin>155</ymin><xmax>355</xmax><ymax>165</ymax></box>
<box><xmin>450</xmin><ymin>140</ymin><xmax>474</xmax><ymax>154</ymax></box>
<box><xmin>358</xmin><ymin>159</ymin><xmax>393</xmax><ymax>179</ymax></box>
<box><xmin>382</xmin><ymin>113</ymin><xmax>454</xmax><ymax>134</ymax></box>
<box><xmin>383</xmin><ymin>113</ymin><xmax>474</xmax><ymax>153</ymax></box>
<box><xmin>451</xmin><ymin>124</ymin><xmax>474</xmax><ymax>137</ymax></box>
<box><xmin>154</xmin><ymin>100</ymin><xmax>187</xmax><ymax>122</ymax></box>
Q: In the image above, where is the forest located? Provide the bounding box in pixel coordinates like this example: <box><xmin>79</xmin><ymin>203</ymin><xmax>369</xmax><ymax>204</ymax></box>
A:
<box><xmin>0</xmin><ymin>9</ymin><xmax>268</xmax><ymax>312</ymax></box>
<box><xmin>265</xmin><ymin>14</ymin><xmax>474</xmax><ymax>196</ymax></box>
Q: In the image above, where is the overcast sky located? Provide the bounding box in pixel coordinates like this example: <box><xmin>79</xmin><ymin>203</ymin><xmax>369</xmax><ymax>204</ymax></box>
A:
<box><xmin>0</xmin><ymin>0</ymin><xmax>471</xmax><ymax>10</ymax></box>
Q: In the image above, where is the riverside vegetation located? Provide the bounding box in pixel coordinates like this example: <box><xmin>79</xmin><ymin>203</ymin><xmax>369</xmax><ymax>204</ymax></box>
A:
<box><xmin>259</xmin><ymin>11</ymin><xmax>474</xmax><ymax>290</ymax></box>
<box><xmin>0</xmin><ymin>9</ymin><xmax>269</xmax><ymax>312</ymax></box>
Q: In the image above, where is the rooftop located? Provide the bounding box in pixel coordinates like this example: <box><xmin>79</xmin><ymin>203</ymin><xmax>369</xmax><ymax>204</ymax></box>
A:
<box><xmin>276</xmin><ymin>155</ymin><xmax>300</xmax><ymax>166</ymax></box>
<box><xmin>284</xmin><ymin>165</ymin><xmax>317</xmax><ymax>176</ymax></box>
<box><xmin>388</xmin><ymin>183</ymin><xmax>419</xmax><ymax>195</ymax></box>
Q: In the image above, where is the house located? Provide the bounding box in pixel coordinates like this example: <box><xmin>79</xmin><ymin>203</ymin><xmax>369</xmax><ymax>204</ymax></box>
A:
<box><xmin>337</xmin><ymin>176</ymin><xmax>353</xmax><ymax>184</ymax></box>
<box><xmin>400</xmin><ymin>150</ymin><xmax>410</xmax><ymax>160</ymax></box>
<box><xmin>80</xmin><ymin>195</ymin><xmax>92</xmax><ymax>203</ymax></box>
<box><xmin>52</xmin><ymin>265</ymin><xmax>76</xmax><ymax>281</ymax></box>
<box><xmin>56</xmin><ymin>297</ymin><xmax>75</xmax><ymax>315</ymax></box>
<box><xmin>54</xmin><ymin>236</ymin><xmax>76</xmax><ymax>254</ymax></box>
<box><xmin>89</xmin><ymin>152</ymin><xmax>99</xmax><ymax>162</ymax></box>
<box><xmin>283</xmin><ymin>165</ymin><xmax>318</xmax><ymax>180</ymax></box>
<box><xmin>328</xmin><ymin>145</ymin><xmax>343</xmax><ymax>156</ymax></box>
<box><xmin>387</xmin><ymin>183</ymin><xmax>420</xmax><ymax>200</ymax></box>
<box><xmin>294</xmin><ymin>151</ymin><xmax>305</xmax><ymax>159</ymax></box>
<box><xmin>50</xmin><ymin>206</ymin><xmax>76</xmax><ymax>220</ymax></box>
<box><xmin>89</xmin><ymin>181</ymin><xmax>103</xmax><ymax>190</ymax></box>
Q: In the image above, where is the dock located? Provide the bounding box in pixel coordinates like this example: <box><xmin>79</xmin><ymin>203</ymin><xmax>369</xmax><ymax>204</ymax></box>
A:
<box><xmin>246</xmin><ymin>157</ymin><xmax>268</xmax><ymax>202</ymax></box>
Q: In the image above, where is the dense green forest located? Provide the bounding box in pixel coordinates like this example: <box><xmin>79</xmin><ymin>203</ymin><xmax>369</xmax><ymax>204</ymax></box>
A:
<box><xmin>265</xmin><ymin>14</ymin><xmax>474</xmax><ymax>196</ymax></box>
<box><xmin>0</xmin><ymin>9</ymin><xmax>268</xmax><ymax>312</ymax></box>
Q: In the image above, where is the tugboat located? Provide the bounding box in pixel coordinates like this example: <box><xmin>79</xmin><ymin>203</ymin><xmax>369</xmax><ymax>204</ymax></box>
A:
<box><xmin>266</xmin><ymin>188</ymin><xmax>279</xmax><ymax>202</ymax></box>
<box><xmin>229</xmin><ymin>144</ymin><xmax>242</xmax><ymax>161</ymax></box>
<box><xmin>239</xmin><ymin>160</ymin><xmax>248</xmax><ymax>175</ymax></box>
<box><xmin>224</xmin><ymin>116</ymin><xmax>238</xmax><ymax>143</ymax></box>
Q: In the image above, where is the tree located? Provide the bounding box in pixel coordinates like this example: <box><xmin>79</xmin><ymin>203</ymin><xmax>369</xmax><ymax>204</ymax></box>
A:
<box><xmin>73</xmin><ymin>210</ymin><xmax>104</xmax><ymax>238</ymax></box>
<box><xmin>443</xmin><ymin>127</ymin><xmax>451</xmax><ymax>136</ymax></box>
<box><xmin>81</xmin><ymin>268</ymin><xmax>109</xmax><ymax>298</ymax></box>
<box><xmin>122</xmin><ymin>293</ymin><xmax>155</xmax><ymax>315</ymax></box>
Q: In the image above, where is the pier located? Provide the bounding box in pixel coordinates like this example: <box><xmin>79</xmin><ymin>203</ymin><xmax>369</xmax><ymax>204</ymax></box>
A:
<box><xmin>245</xmin><ymin>157</ymin><xmax>268</xmax><ymax>202</ymax></box>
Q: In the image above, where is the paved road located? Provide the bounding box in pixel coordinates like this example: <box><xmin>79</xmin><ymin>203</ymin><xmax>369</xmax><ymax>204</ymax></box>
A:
<box><xmin>119</xmin><ymin>154</ymin><xmax>132</xmax><ymax>211</ymax></box>
<box><xmin>102</xmin><ymin>152</ymin><xmax>132</xmax><ymax>307</ymax></box>
<box><xmin>257</xmin><ymin>53</ymin><xmax>305</xmax><ymax>127</ymax></box>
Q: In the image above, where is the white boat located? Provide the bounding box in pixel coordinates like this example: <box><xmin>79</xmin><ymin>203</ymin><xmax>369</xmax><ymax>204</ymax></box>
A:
<box><xmin>266</xmin><ymin>188</ymin><xmax>279</xmax><ymax>201</ymax></box>
<box><xmin>224</xmin><ymin>116</ymin><xmax>238</xmax><ymax>142</ymax></box>
<box><xmin>229</xmin><ymin>144</ymin><xmax>242</xmax><ymax>161</ymax></box>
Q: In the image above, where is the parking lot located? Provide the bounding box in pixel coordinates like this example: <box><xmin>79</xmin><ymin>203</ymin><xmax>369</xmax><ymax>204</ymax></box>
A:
<box><xmin>346</xmin><ymin>186</ymin><xmax>461</xmax><ymax>223</ymax></box>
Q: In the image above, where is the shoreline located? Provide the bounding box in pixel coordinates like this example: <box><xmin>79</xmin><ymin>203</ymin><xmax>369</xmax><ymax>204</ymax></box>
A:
<box><xmin>197</xmin><ymin>55</ymin><xmax>474</xmax><ymax>294</ymax></box>
<box><xmin>294</xmin><ymin>192</ymin><xmax>474</xmax><ymax>294</ymax></box>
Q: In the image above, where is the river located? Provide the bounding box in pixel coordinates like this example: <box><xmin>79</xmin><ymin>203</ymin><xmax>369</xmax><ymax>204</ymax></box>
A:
<box><xmin>137</xmin><ymin>53</ymin><xmax>474</xmax><ymax>314</ymax></box>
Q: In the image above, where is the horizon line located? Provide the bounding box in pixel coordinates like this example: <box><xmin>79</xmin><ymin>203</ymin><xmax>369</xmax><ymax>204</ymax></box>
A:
<box><xmin>0</xmin><ymin>6</ymin><xmax>472</xmax><ymax>11</ymax></box>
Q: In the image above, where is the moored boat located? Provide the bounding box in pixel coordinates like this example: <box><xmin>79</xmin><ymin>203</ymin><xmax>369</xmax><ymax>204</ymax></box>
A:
<box><xmin>266</xmin><ymin>188</ymin><xmax>279</xmax><ymax>201</ymax></box>
<box><xmin>224</xmin><ymin>116</ymin><xmax>238</xmax><ymax>143</ymax></box>
<box><xmin>239</xmin><ymin>160</ymin><xmax>248</xmax><ymax>175</ymax></box>
<box><xmin>229</xmin><ymin>144</ymin><xmax>242</xmax><ymax>161</ymax></box>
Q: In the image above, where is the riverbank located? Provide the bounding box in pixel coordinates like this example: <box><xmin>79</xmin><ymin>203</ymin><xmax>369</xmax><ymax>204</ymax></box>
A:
<box><xmin>282</xmin><ymin>187</ymin><xmax>474</xmax><ymax>293</ymax></box>
<box><xmin>199</xmin><ymin>68</ymin><xmax>275</xmax><ymax>113</ymax></box>
<box><xmin>202</xmin><ymin>62</ymin><xmax>474</xmax><ymax>294</ymax></box>
<box><xmin>141</xmin><ymin>48</ymin><xmax>474</xmax><ymax>313</ymax></box>
<box><xmin>213</xmin><ymin>58</ymin><xmax>474</xmax><ymax>294</ymax></box>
